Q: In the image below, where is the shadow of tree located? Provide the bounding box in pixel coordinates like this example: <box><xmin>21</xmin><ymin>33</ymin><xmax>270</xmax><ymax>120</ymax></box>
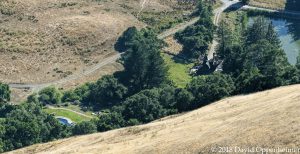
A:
<box><xmin>286</xmin><ymin>18</ymin><xmax>300</xmax><ymax>40</ymax></box>
<box><xmin>285</xmin><ymin>0</ymin><xmax>300</xmax><ymax>11</ymax></box>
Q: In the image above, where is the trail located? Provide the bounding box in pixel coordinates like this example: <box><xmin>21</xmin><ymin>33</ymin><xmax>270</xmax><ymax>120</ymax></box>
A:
<box><xmin>137</xmin><ymin>0</ymin><xmax>148</xmax><ymax>18</ymax></box>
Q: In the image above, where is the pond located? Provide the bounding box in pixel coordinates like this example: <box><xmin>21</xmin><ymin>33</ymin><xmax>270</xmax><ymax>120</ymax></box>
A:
<box><xmin>56</xmin><ymin>117</ymin><xmax>74</xmax><ymax>126</ymax></box>
<box><xmin>249</xmin><ymin>17</ymin><xmax>300</xmax><ymax>65</ymax></box>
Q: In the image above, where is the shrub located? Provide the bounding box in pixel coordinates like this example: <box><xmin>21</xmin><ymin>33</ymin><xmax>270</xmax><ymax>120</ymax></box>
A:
<box><xmin>0</xmin><ymin>83</ymin><xmax>10</xmax><ymax>102</ymax></box>
<box><xmin>72</xmin><ymin>121</ymin><xmax>97</xmax><ymax>135</ymax></box>
<box><xmin>38</xmin><ymin>86</ymin><xmax>62</xmax><ymax>104</ymax></box>
<box><xmin>187</xmin><ymin>73</ymin><xmax>235</xmax><ymax>108</ymax></box>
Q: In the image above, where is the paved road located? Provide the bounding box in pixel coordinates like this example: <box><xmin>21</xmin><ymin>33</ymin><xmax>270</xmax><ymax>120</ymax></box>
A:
<box><xmin>207</xmin><ymin>0</ymin><xmax>239</xmax><ymax>60</ymax></box>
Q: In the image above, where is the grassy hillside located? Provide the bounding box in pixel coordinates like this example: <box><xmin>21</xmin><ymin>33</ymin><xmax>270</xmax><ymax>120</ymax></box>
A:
<box><xmin>0</xmin><ymin>0</ymin><xmax>187</xmax><ymax>85</ymax></box>
<box><xmin>9</xmin><ymin>84</ymin><xmax>300</xmax><ymax>154</ymax></box>
<box><xmin>250</xmin><ymin>0</ymin><xmax>300</xmax><ymax>11</ymax></box>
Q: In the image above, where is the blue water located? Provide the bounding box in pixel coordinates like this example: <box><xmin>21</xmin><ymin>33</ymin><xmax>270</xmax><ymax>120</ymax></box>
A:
<box><xmin>272</xmin><ymin>18</ymin><xmax>300</xmax><ymax>65</ymax></box>
<box><xmin>249</xmin><ymin>17</ymin><xmax>300</xmax><ymax>65</ymax></box>
<box><xmin>57</xmin><ymin>117</ymin><xmax>73</xmax><ymax>126</ymax></box>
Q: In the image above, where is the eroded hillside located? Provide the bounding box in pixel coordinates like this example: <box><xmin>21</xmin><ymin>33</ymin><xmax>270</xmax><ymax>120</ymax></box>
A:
<box><xmin>9</xmin><ymin>84</ymin><xmax>300</xmax><ymax>154</ymax></box>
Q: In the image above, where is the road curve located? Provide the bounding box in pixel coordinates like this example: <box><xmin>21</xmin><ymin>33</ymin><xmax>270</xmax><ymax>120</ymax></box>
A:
<box><xmin>207</xmin><ymin>0</ymin><xmax>239</xmax><ymax>60</ymax></box>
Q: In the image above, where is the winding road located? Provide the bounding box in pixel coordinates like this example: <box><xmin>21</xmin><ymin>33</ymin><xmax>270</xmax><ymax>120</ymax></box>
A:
<box><xmin>10</xmin><ymin>0</ymin><xmax>299</xmax><ymax>91</ymax></box>
<box><xmin>208</xmin><ymin>0</ymin><xmax>239</xmax><ymax>59</ymax></box>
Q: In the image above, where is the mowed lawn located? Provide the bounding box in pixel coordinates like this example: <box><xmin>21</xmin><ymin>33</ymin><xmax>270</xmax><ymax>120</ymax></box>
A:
<box><xmin>162</xmin><ymin>53</ymin><xmax>193</xmax><ymax>88</ymax></box>
<box><xmin>44</xmin><ymin>108</ymin><xmax>93</xmax><ymax>123</ymax></box>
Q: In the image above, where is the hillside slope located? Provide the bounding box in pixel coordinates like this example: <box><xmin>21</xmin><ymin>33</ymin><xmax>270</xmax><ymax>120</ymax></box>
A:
<box><xmin>0</xmin><ymin>0</ymin><xmax>180</xmax><ymax>84</ymax></box>
<box><xmin>8</xmin><ymin>85</ymin><xmax>300</xmax><ymax>154</ymax></box>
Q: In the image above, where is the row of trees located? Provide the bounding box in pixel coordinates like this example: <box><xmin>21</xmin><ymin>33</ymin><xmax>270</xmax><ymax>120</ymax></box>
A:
<box><xmin>217</xmin><ymin>15</ymin><xmax>300</xmax><ymax>94</ymax></box>
<box><xmin>0</xmin><ymin>101</ymin><xmax>71</xmax><ymax>152</ymax></box>
<box><xmin>0</xmin><ymin>84</ymin><xmax>98</xmax><ymax>152</ymax></box>
<box><xmin>175</xmin><ymin>0</ymin><xmax>215</xmax><ymax>58</ymax></box>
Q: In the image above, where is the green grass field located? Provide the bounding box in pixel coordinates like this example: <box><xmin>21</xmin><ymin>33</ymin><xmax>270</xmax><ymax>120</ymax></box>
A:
<box><xmin>64</xmin><ymin>104</ymin><xmax>95</xmax><ymax>117</ymax></box>
<box><xmin>44</xmin><ymin>108</ymin><xmax>93</xmax><ymax>123</ymax></box>
<box><xmin>162</xmin><ymin>53</ymin><xmax>193</xmax><ymax>88</ymax></box>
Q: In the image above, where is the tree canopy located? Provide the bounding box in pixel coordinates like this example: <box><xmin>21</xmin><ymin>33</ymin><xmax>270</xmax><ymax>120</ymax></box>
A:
<box><xmin>0</xmin><ymin>83</ymin><xmax>10</xmax><ymax>103</ymax></box>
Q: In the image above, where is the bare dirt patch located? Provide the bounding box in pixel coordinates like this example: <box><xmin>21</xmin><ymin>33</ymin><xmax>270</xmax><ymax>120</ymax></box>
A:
<box><xmin>163</xmin><ymin>36</ymin><xmax>183</xmax><ymax>55</ymax></box>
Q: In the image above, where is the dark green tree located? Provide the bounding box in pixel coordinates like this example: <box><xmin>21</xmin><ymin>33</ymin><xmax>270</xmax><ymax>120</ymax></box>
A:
<box><xmin>83</xmin><ymin>75</ymin><xmax>127</xmax><ymax>108</ymax></box>
<box><xmin>95</xmin><ymin>111</ymin><xmax>125</xmax><ymax>132</ymax></box>
<box><xmin>115</xmin><ymin>27</ymin><xmax>139</xmax><ymax>52</ymax></box>
<box><xmin>241</xmin><ymin>39</ymin><xmax>289</xmax><ymax>89</ymax></box>
<box><xmin>1</xmin><ymin>102</ymin><xmax>70</xmax><ymax>152</ymax></box>
<box><xmin>38</xmin><ymin>86</ymin><xmax>62</xmax><ymax>104</ymax></box>
<box><xmin>187</xmin><ymin>73</ymin><xmax>235</xmax><ymax>108</ymax></box>
<box><xmin>175</xmin><ymin>88</ymin><xmax>194</xmax><ymax>112</ymax></box>
<box><xmin>62</xmin><ymin>90</ymin><xmax>81</xmax><ymax>103</ymax></box>
<box><xmin>121</xmin><ymin>28</ymin><xmax>168</xmax><ymax>92</ymax></box>
<box><xmin>217</xmin><ymin>20</ymin><xmax>234</xmax><ymax>59</ymax></box>
<box><xmin>241</xmin><ymin>0</ymin><xmax>250</xmax><ymax>5</ymax></box>
<box><xmin>72</xmin><ymin>121</ymin><xmax>97</xmax><ymax>135</ymax></box>
<box><xmin>235</xmin><ymin>66</ymin><xmax>265</xmax><ymax>93</ymax></box>
<box><xmin>175</xmin><ymin>0</ymin><xmax>214</xmax><ymax>58</ymax></box>
<box><xmin>0</xmin><ymin>83</ymin><xmax>10</xmax><ymax>103</ymax></box>
<box><xmin>122</xmin><ymin>89</ymin><xmax>167</xmax><ymax>123</ymax></box>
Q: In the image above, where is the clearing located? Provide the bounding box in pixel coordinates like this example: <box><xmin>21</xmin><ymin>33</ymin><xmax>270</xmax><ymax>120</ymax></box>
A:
<box><xmin>162</xmin><ymin>53</ymin><xmax>193</xmax><ymax>88</ymax></box>
<box><xmin>9</xmin><ymin>84</ymin><xmax>300</xmax><ymax>154</ymax></box>
<box><xmin>44</xmin><ymin>107</ymin><xmax>94</xmax><ymax>123</ymax></box>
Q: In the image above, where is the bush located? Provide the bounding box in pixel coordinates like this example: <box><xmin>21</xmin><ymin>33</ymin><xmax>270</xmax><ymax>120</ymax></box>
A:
<box><xmin>0</xmin><ymin>103</ymin><xmax>71</xmax><ymax>152</ymax></box>
<box><xmin>38</xmin><ymin>86</ymin><xmax>62</xmax><ymax>104</ymax></box>
<box><xmin>175</xmin><ymin>0</ymin><xmax>214</xmax><ymax>58</ymax></box>
<box><xmin>187</xmin><ymin>73</ymin><xmax>235</xmax><ymax>108</ymax></box>
<box><xmin>0</xmin><ymin>83</ymin><xmax>10</xmax><ymax>103</ymax></box>
<box><xmin>83</xmin><ymin>75</ymin><xmax>128</xmax><ymax>109</ymax></box>
<box><xmin>122</xmin><ymin>89</ymin><xmax>168</xmax><ymax>123</ymax></box>
<box><xmin>95</xmin><ymin>112</ymin><xmax>125</xmax><ymax>132</ymax></box>
<box><xmin>175</xmin><ymin>88</ymin><xmax>194</xmax><ymax>112</ymax></box>
<box><xmin>72</xmin><ymin>121</ymin><xmax>97</xmax><ymax>135</ymax></box>
<box><xmin>62</xmin><ymin>90</ymin><xmax>81</xmax><ymax>102</ymax></box>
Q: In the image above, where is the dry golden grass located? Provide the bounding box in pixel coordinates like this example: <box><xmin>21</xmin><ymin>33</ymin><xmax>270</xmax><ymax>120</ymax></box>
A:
<box><xmin>8</xmin><ymin>84</ymin><xmax>300</xmax><ymax>154</ymax></box>
<box><xmin>0</xmin><ymin>0</ymin><xmax>180</xmax><ymax>84</ymax></box>
<box><xmin>250</xmin><ymin>0</ymin><xmax>286</xmax><ymax>10</ymax></box>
